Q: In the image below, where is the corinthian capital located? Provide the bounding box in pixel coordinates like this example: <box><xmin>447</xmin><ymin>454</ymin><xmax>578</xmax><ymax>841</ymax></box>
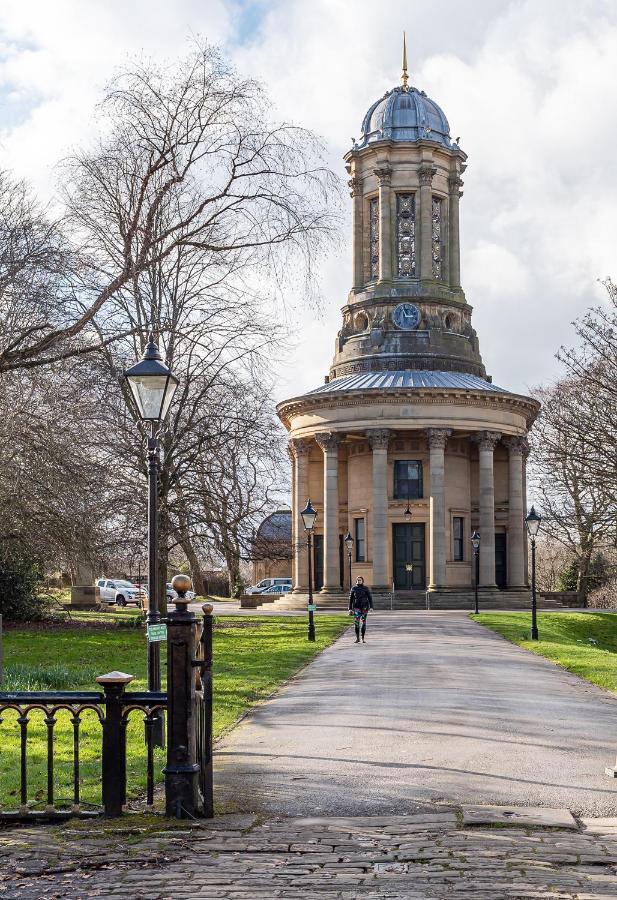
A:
<box><xmin>426</xmin><ymin>428</ymin><xmax>452</xmax><ymax>450</ymax></box>
<box><xmin>448</xmin><ymin>175</ymin><xmax>464</xmax><ymax>195</ymax></box>
<box><xmin>419</xmin><ymin>165</ymin><xmax>437</xmax><ymax>187</ymax></box>
<box><xmin>373</xmin><ymin>165</ymin><xmax>392</xmax><ymax>186</ymax></box>
<box><xmin>503</xmin><ymin>435</ymin><xmax>529</xmax><ymax>456</ymax></box>
<box><xmin>348</xmin><ymin>176</ymin><xmax>362</xmax><ymax>197</ymax></box>
<box><xmin>315</xmin><ymin>431</ymin><xmax>341</xmax><ymax>453</ymax></box>
<box><xmin>288</xmin><ymin>437</ymin><xmax>312</xmax><ymax>459</ymax></box>
<box><xmin>473</xmin><ymin>430</ymin><xmax>501</xmax><ymax>452</ymax></box>
<box><xmin>366</xmin><ymin>428</ymin><xmax>391</xmax><ymax>450</ymax></box>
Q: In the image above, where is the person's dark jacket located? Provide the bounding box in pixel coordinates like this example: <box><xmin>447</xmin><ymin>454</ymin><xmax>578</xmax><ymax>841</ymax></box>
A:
<box><xmin>349</xmin><ymin>583</ymin><xmax>373</xmax><ymax>612</ymax></box>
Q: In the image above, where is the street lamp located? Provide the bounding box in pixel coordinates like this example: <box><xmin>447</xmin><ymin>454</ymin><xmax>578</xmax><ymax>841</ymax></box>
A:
<box><xmin>300</xmin><ymin>499</ymin><xmax>318</xmax><ymax>642</ymax></box>
<box><xmin>124</xmin><ymin>335</ymin><xmax>179</xmax><ymax>708</ymax></box>
<box><xmin>343</xmin><ymin>531</ymin><xmax>354</xmax><ymax>592</ymax></box>
<box><xmin>471</xmin><ymin>530</ymin><xmax>480</xmax><ymax>615</ymax></box>
<box><xmin>525</xmin><ymin>505</ymin><xmax>542</xmax><ymax>641</ymax></box>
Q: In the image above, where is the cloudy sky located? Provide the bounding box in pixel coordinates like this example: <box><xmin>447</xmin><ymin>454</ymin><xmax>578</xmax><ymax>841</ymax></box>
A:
<box><xmin>1</xmin><ymin>0</ymin><xmax>615</xmax><ymax>401</ymax></box>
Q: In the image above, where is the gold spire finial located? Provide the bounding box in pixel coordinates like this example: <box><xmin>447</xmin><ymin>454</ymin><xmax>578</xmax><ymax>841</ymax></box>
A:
<box><xmin>401</xmin><ymin>31</ymin><xmax>409</xmax><ymax>89</ymax></box>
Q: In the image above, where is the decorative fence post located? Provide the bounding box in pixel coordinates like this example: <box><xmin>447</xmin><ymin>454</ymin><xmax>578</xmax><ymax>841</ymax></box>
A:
<box><xmin>164</xmin><ymin>575</ymin><xmax>200</xmax><ymax>818</ymax></box>
<box><xmin>200</xmin><ymin>602</ymin><xmax>214</xmax><ymax>818</ymax></box>
<box><xmin>97</xmin><ymin>672</ymin><xmax>134</xmax><ymax>817</ymax></box>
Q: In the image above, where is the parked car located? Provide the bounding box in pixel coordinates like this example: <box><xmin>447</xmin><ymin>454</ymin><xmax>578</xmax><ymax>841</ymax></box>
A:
<box><xmin>258</xmin><ymin>583</ymin><xmax>292</xmax><ymax>596</ymax></box>
<box><xmin>96</xmin><ymin>578</ymin><xmax>142</xmax><ymax>607</ymax></box>
<box><xmin>245</xmin><ymin>577</ymin><xmax>292</xmax><ymax>595</ymax></box>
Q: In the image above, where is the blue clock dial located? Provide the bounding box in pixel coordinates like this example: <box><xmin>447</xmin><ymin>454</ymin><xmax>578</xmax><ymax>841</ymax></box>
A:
<box><xmin>392</xmin><ymin>302</ymin><xmax>420</xmax><ymax>331</ymax></box>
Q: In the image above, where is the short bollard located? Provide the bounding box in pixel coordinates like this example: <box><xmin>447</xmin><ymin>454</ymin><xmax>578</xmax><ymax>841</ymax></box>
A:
<box><xmin>164</xmin><ymin>575</ymin><xmax>200</xmax><ymax>818</ymax></box>
<box><xmin>97</xmin><ymin>671</ymin><xmax>134</xmax><ymax>817</ymax></box>
<box><xmin>200</xmin><ymin>602</ymin><xmax>214</xmax><ymax>818</ymax></box>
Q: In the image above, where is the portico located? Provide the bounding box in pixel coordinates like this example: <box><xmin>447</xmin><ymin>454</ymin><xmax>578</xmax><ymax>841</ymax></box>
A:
<box><xmin>276</xmin><ymin>53</ymin><xmax>539</xmax><ymax>608</ymax></box>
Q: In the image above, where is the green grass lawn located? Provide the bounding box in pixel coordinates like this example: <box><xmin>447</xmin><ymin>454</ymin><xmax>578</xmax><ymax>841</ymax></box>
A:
<box><xmin>0</xmin><ymin>611</ymin><xmax>349</xmax><ymax>811</ymax></box>
<box><xmin>472</xmin><ymin>611</ymin><xmax>617</xmax><ymax>694</ymax></box>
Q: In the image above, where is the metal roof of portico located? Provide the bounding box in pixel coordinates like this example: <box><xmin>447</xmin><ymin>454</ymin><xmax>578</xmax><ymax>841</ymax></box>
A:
<box><xmin>306</xmin><ymin>370</ymin><xmax>509</xmax><ymax>396</ymax></box>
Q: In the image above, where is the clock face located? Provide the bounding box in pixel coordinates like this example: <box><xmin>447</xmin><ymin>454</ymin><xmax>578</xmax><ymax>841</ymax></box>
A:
<box><xmin>392</xmin><ymin>302</ymin><xmax>420</xmax><ymax>331</ymax></box>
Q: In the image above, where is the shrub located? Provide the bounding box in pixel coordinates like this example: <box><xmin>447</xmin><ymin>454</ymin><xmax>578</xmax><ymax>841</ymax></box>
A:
<box><xmin>587</xmin><ymin>578</ymin><xmax>617</xmax><ymax>609</ymax></box>
<box><xmin>0</xmin><ymin>540</ymin><xmax>49</xmax><ymax>622</ymax></box>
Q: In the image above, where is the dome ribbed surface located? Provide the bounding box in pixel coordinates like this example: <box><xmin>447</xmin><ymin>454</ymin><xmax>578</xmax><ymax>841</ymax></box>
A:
<box><xmin>357</xmin><ymin>86</ymin><xmax>452</xmax><ymax>149</ymax></box>
<box><xmin>307</xmin><ymin>370</ymin><xmax>508</xmax><ymax>395</ymax></box>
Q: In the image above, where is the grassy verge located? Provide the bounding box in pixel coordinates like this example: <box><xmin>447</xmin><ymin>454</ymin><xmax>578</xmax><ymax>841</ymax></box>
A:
<box><xmin>472</xmin><ymin>611</ymin><xmax>617</xmax><ymax>694</ymax></box>
<box><xmin>0</xmin><ymin>612</ymin><xmax>350</xmax><ymax>810</ymax></box>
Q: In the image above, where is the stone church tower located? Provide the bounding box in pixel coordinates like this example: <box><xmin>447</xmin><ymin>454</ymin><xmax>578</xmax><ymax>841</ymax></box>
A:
<box><xmin>276</xmin><ymin>47</ymin><xmax>539</xmax><ymax>608</ymax></box>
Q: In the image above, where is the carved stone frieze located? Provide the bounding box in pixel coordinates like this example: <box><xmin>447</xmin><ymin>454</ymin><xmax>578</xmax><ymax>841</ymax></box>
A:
<box><xmin>365</xmin><ymin>428</ymin><xmax>391</xmax><ymax>450</ymax></box>
<box><xmin>315</xmin><ymin>431</ymin><xmax>341</xmax><ymax>453</ymax></box>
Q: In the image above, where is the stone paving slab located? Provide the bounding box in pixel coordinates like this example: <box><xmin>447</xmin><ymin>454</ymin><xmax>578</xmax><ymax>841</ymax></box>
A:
<box><xmin>462</xmin><ymin>805</ymin><xmax>578</xmax><ymax>828</ymax></box>
<box><xmin>1</xmin><ymin>809</ymin><xmax>617</xmax><ymax>898</ymax></box>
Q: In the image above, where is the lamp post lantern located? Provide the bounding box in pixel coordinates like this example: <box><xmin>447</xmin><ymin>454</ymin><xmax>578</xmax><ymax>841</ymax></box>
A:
<box><xmin>343</xmin><ymin>531</ymin><xmax>354</xmax><ymax>591</ymax></box>
<box><xmin>300</xmin><ymin>499</ymin><xmax>318</xmax><ymax>642</ymax></box>
<box><xmin>525</xmin><ymin>505</ymin><xmax>542</xmax><ymax>641</ymax></box>
<box><xmin>124</xmin><ymin>335</ymin><xmax>179</xmax><ymax>710</ymax></box>
<box><xmin>471</xmin><ymin>530</ymin><xmax>480</xmax><ymax>615</ymax></box>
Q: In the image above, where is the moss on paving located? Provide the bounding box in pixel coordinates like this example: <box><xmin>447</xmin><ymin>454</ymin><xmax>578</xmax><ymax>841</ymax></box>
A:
<box><xmin>472</xmin><ymin>611</ymin><xmax>617</xmax><ymax>694</ymax></box>
<box><xmin>0</xmin><ymin>613</ymin><xmax>349</xmax><ymax>810</ymax></box>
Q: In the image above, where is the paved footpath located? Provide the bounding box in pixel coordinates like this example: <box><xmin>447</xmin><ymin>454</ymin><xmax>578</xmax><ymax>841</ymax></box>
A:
<box><xmin>2</xmin><ymin>809</ymin><xmax>617</xmax><ymax>898</ymax></box>
<box><xmin>215</xmin><ymin>611</ymin><xmax>617</xmax><ymax>817</ymax></box>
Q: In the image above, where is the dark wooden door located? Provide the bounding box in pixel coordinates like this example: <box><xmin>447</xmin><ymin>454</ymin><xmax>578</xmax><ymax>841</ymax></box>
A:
<box><xmin>313</xmin><ymin>534</ymin><xmax>324</xmax><ymax>591</ymax></box>
<box><xmin>393</xmin><ymin>523</ymin><xmax>426</xmax><ymax>589</ymax></box>
<box><xmin>495</xmin><ymin>533</ymin><xmax>507</xmax><ymax>589</ymax></box>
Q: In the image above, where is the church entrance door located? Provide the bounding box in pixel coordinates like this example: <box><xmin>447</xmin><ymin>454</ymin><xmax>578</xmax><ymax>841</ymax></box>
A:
<box><xmin>392</xmin><ymin>523</ymin><xmax>426</xmax><ymax>589</ymax></box>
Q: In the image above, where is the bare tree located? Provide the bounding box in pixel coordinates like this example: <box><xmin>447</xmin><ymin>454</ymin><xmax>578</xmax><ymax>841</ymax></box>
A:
<box><xmin>529</xmin><ymin>377</ymin><xmax>615</xmax><ymax>596</ymax></box>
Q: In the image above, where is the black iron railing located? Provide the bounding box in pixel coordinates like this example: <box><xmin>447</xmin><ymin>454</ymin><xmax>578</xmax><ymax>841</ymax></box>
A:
<box><xmin>0</xmin><ymin>682</ymin><xmax>167</xmax><ymax>820</ymax></box>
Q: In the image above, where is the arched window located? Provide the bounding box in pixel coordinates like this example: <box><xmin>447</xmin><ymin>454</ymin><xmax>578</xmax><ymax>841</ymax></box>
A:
<box><xmin>394</xmin><ymin>460</ymin><xmax>423</xmax><ymax>500</ymax></box>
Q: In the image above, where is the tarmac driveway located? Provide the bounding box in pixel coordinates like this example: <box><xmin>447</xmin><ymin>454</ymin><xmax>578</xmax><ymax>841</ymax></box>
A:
<box><xmin>214</xmin><ymin>611</ymin><xmax>617</xmax><ymax>817</ymax></box>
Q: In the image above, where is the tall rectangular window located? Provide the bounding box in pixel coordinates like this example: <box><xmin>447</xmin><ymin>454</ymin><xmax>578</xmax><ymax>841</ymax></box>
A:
<box><xmin>369</xmin><ymin>197</ymin><xmax>379</xmax><ymax>280</ymax></box>
<box><xmin>453</xmin><ymin>516</ymin><xmax>464</xmax><ymax>561</ymax></box>
<box><xmin>396</xmin><ymin>193</ymin><xmax>416</xmax><ymax>276</ymax></box>
<box><xmin>354</xmin><ymin>518</ymin><xmax>366</xmax><ymax>562</ymax></box>
<box><xmin>394</xmin><ymin>460</ymin><xmax>423</xmax><ymax>500</ymax></box>
<box><xmin>431</xmin><ymin>196</ymin><xmax>442</xmax><ymax>279</ymax></box>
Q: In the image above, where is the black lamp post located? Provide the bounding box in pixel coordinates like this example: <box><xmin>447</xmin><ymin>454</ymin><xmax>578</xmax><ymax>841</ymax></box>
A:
<box><xmin>471</xmin><ymin>530</ymin><xmax>480</xmax><ymax>615</ymax></box>
<box><xmin>300</xmin><ymin>499</ymin><xmax>318</xmax><ymax>642</ymax></box>
<box><xmin>344</xmin><ymin>531</ymin><xmax>354</xmax><ymax>591</ymax></box>
<box><xmin>525</xmin><ymin>505</ymin><xmax>542</xmax><ymax>641</ymax></box>
<box><xmin>124</xmin><ymin>335</ymin><xmax>179</xmax><ymax>704</ymax></box>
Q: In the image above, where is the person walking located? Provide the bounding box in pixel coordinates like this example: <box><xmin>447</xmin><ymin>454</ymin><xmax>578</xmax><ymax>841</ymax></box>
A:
<box><xmin>349</xmin><ymin>576</ymin><xmax>373</xmax><ymax>643</ymax></box>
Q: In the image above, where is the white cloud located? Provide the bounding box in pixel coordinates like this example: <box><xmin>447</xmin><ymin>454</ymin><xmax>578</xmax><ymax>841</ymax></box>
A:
<box><xmin>1</xmin><ymin>0</ymin><xmax>616</xmax><ymax>401</ymax></box>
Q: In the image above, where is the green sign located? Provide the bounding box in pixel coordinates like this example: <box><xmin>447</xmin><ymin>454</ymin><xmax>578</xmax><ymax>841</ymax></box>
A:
<box><xmin>307</xmin><ymin>603</ymin><xmax>317</xmax><ymax>612</ymax></box>
<box><xmin>147</xmin><ymin>623</ymin><xmax>167</xmax><ymax>643</ymax></box>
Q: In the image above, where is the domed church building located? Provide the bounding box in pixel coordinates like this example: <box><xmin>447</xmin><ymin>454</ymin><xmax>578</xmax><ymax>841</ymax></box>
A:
<box><xmin>277</xmin><ymin>45</ymin><xmax>539</xmax><ymax>608</ymax></box>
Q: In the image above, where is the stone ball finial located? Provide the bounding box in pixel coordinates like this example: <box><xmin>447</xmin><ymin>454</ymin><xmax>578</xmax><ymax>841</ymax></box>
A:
<box><xmin>172</xmin><ymin>573</ymin><xmax>193</xmax><ymax>600</ymax></box>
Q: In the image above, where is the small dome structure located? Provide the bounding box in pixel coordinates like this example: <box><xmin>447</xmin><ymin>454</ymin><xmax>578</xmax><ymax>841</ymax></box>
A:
<box><xmin>357</xmin><ymin>85</ymin><xmax>452</xmax><ymax>149</ymax></box>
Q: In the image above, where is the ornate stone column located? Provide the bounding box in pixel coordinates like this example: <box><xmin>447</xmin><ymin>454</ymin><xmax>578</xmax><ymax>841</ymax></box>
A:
<box><xmin>366</xmin><ymin>428</ymin><xmax>391</xmax><ymax>590</ymax></box>
<box><xmin>315</xmin><ymin>432</ymin><xmax>341</xmax><ymax>593</ymax></box>
<box><xmin>427</xmin><ymin>428</ymin><xmax>452</xmax><ymax>590</ymax></box>
<box><xmin>349</xmin><ymin>176</ymin><xmax>364</xmax><ymax>289</ymax></box>
<box><xmin>448</xmin><ymin>175</ymin><xmax>463</xmax><ymax>289</ymax></box>
<box><xmin>419</xmin><ymin>165</ymin><xmax>437</xmax><ymax>280</ymax></box>
<box><xmin>289</xmin><ymin>438</ymin><xmax>311</xmax><ymax>593</ymax></box>
<box><xmin>474</xmin><ymin>431</ymin><xmax>501</xmax><ymax>588</ymax></box>
<box><xmin>505</xmin><ymin>436</ymin><xmax>527</xmax><ymax>588</ymax></box>
<box><xmin>374</xmin><ymin>166</ymin><xmax>392</xmax><ymax>282</ymax></box>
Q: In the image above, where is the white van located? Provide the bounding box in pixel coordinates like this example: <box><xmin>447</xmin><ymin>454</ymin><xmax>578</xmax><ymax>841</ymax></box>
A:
<box><xmin>245</xmin><ymin>577</ymin><xmax>292</xmax><ymax>595</ymax></box>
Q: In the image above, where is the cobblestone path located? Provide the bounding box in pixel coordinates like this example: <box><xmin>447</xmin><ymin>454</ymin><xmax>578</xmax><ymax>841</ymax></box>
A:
<box><xmin>2</xmin><ymin>809</ymin><xmax>617</xmax><ymax>898</ymax></box>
